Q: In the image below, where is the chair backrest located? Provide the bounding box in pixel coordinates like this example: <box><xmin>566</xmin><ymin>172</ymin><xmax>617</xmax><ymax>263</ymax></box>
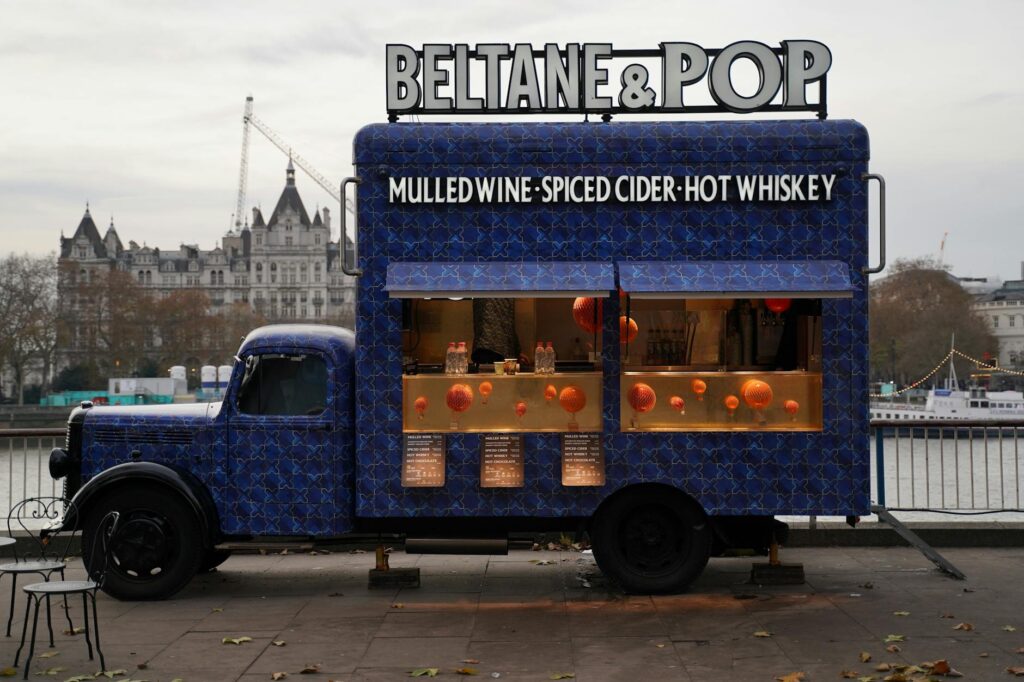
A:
<box><xmin>6</xmin><ymin>497</ymin><xmax>77</xmax><ymax>564</ymax></box>
<box><xmin>86</xmin><ymin>511</ymin><xmax>120</xmax><ymax>588</ymax></box>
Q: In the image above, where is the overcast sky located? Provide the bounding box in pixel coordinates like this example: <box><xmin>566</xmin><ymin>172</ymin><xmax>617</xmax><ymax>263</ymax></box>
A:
<box><xmin>3</xmin><ymin>1</ymin><xmax>1022</xmax><ymax>280</ymax></box>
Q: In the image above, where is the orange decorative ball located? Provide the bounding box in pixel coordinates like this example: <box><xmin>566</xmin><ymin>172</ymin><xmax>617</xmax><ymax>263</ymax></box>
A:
<box><xmin>784</xmin><ymin>399</ymin><xmax>800</xmax><ymax>416</ymax></box>
<box><xmin>572</xmin><ymin>297</ymin><xmax>603</xmax><ymax>334</ymax></box>
<box><xmin>765</xmin><ymin>298</ymin><xmax>792</xmax><ymax>314</ymax></box>
<box><xmin>515</xmin><ymin>401</ymin><xmax>527</xmax><ymax>418</ymax></box>
<box><xmin>413</xmin><ymin>396</ymin><xmax>428</xmax><ymax>417</ymax></box>
<box><xmin>741</xmin><ymin>379</ymin><xmax>774</xmax><ymax>410</ymax></box>
<box><xmin>544</xmin><ymin>384</ymin><xmax>558</xmax><ymax>402</ymax></box>
<box><xmin>445</xmin><ymin>383</ymin><xmax>474</xmax><ymax>412</ymax></box>
<box><xmin>669</xmin><ymin>395</ymin><xmax>685</xmax><ymax>413</ymax></box>
<box><xmin>628</xmin><ymin>382</ymin><xmax>657</xmax><ymax>413</ymax></box>
<box><xmin>559</xmin><ymin>385</ymin><xmax>587</xmax><ymax>414</ymax></box>
<box><xmin>691</xmin><ymin>378</ymin><xmax>708</xmax><ymax>401</ymax></box>
<box><xmin>619</xmin><ymin>315</ymin><xmax>639</xmax><ymax>344</ymax></box>
<box><xmin>479</xmin><ymin>381</ymin><xmax>493</xmax><ymax>404</ymax></box>
<box><xmin>724</xmin><ymin>394</ymin><xmax>740</xmax><ymax>413</ymax></box>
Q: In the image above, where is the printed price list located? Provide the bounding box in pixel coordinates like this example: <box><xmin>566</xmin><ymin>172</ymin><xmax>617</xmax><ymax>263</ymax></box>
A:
<box><xmin>561</xmin><ymin>433</ymin><xmax>605</xmax><ymax>486</ymax></box>
<box><xmin>401</xmin><ymin>433</ymin><xmax>445</xmax><ymax>487</ymax></box>
<box><xmin>480</xmin><ymin>434</ymin><xmax>525</xmax><ymax>488</ymax></box>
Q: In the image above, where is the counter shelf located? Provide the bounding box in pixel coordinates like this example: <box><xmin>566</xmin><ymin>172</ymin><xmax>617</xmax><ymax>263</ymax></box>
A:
<box><xmin>402</xmin><ymin>372</ymin><xmax>603</xmax><ymax>433</ymax></box>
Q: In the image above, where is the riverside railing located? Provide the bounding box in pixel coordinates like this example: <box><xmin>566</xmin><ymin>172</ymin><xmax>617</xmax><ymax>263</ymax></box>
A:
<box><xmin>872</xmin><ymin>419</ymin><xmax>1024</xmax><ymax>512</ymax></box>
<box><xmin>0</xmin><ymin>428</ymin><xmax>65</xmax><ymax>525</ymax></box>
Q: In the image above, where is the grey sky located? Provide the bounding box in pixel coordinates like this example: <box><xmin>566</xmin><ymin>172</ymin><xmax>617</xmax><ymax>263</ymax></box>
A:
<box><xmin>3</xmin><ymin>1</ymin><xmax>1022</xmax><ymax>280</ymax></box>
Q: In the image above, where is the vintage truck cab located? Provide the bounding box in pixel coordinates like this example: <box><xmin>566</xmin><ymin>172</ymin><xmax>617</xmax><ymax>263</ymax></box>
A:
<box><xmin>49</xmin><ymin>325</ymin><xmax>356</xmax><ymax>599</ymax></box>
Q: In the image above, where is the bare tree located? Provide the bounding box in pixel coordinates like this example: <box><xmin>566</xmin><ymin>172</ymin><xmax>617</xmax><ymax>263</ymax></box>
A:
<box><xmin>870</xmin><ymin>257</ymin><xmax>996</xmax><ymax>386</ymax></box>
<box><xmin>0</xmin><ymin>254</ymin><xmax>59</xmax><ymax>404</ymax></box>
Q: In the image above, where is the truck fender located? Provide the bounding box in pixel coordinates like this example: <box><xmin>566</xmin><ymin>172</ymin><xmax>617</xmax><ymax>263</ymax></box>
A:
<box><xmin>63</xmin><ymin>461</ymin><xmax>220</xmax><ymax>548</ymax></box>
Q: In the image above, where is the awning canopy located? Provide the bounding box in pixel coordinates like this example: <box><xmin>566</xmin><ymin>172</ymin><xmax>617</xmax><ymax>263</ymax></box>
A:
<box><xmin>617</xmin><ymin>260</ymin><xmax>854</xmax><ymax>299</ymax></box>
<box><xmin>385</xmin><ymin>261</ymin><xmax>615</xmax><ymax>298</ymax></box>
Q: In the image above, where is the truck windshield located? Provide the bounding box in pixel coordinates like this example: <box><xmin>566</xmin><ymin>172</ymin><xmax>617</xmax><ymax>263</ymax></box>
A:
<box><xmin>237</xmin><ymin>354</ymin><xmax>328</xmax><ymax>416</ymax></box>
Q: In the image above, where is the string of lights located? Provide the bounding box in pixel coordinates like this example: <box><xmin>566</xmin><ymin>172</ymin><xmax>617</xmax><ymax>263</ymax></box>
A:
<box><xmin>869</xmin><ymin>348</ymin><xmax>1024</xmax><ymax>398</ymax></box>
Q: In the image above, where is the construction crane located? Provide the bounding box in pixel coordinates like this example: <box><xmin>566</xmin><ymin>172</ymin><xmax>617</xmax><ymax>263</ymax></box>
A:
<box><xmin>234</xmin><ymin>96</ymin><xmax>354</xmax><ymax>234</ymax></box>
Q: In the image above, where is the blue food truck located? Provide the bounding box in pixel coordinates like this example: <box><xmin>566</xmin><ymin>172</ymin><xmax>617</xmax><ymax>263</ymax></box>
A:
<box><xmin>48</xmin><ymin>42</ymin><xmax>883</xmax><ymax>598</ymax></box>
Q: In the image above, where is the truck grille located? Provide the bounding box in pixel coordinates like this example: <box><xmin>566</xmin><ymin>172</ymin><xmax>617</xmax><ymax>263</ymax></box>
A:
<box><xmin>92</xmin><ymin>427</ymin><xmax>193</xmax><ymax>446</ymax></box>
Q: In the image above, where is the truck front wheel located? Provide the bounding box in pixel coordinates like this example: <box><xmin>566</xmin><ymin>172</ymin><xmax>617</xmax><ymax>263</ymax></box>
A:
<box><xmin>590</xmin><ymin>487</ymin><xmax>711</xmax><ymax>593</ymax></box>
<box><xmin>82</xmin><ymin>486</ymin><xmax>203</xmax><ymax>600</ymax></box>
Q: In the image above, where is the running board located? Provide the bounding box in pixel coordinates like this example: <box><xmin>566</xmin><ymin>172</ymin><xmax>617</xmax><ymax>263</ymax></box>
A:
<box><xmin>871</xmin><ymin>505</ymin><xmax>966</xmax><ymax>580</ymax></box>
<box><xmin>215</xmin><ymin>541</ymin><xmax>314</xmax><ymax>553</ymax></box>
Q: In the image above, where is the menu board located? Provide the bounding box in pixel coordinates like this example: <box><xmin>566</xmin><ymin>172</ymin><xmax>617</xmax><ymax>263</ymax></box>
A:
<box><xmin>561</xmin><ymin>433</ymin><xmax>605</xmax><ymax>486</ymax></box>
<box><xmin>480</xmin><ymin>434</ymin><xmax>525</xmax><ymax>488</ymax></box>
<box><xmin>401</xmin><ymin>433</ymin><xmax>446</xmax><ymax>487</ymax></box>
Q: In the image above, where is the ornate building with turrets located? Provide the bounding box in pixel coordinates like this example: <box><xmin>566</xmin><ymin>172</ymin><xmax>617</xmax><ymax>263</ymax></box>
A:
<box><xmin>57</xmin><ymin>163</ymin><xmax>357</xmax><ymax>372</ymax></box>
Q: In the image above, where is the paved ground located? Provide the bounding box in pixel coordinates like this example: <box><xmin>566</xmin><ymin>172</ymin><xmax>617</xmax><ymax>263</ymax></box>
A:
<box><xmin>1</xmin><ymin>546</ymin><xmax>1023</xmax><ymax>681</ymax></box>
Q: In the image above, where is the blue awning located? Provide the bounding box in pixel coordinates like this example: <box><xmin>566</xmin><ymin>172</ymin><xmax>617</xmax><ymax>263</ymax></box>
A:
<box><xmin>617</xmin><ymin>260</ymin><xmax>854</xmax><ymax>298</ymax></box>
<box><xmin>385</xmin><ymin>261</ymin><xmax>615</xmax><ymax>298</ymax></box>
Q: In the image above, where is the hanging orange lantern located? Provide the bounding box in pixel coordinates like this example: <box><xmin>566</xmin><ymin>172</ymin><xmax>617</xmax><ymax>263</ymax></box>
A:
<box><xmin>669</xmin><ymin>395</ymin><xmax>685</xmax><ymax>415</ymax></box>
<box><xmin>479</xmin><ymin>381</ymin><xmax>493</xmax><ymax>405</ymax></box>
<box><xmin>544</xmin><ymin>384</ymin><xmax>558</xmax><ymax>402</ymax></box>
<box><xmin>572</xmin><ymin>297</ymin><xmax>602</xmax><ymax>334</ymax></box>
<box><xmin>515</xmin><ymin>400</ymin><xmax>527</xmax><ymax>422</ymax></box>
<box><xmin>413</xmin><ymin>396</ymin><xmax>428</xmax><ymax>420</ymax></box>
<box><xmin>784</xmin><ymin>399</ymin><xmax>800</xmax><ymax>421</ymax></box>
<box><xmin>691</xmin><ymin>378</ymin><xmax>708</xmax><ymax>401</ymax></box>
<box><xmin>765</xmin><ymin>298</ymin><xmax>792</xmax><ymax>314</ymax></box>
<box><xmin>446</xmin><ymin>383</ymin><xmax>474</xmax><ymax>412</ymax></box>
<box><xmin>628</xmin><ymin>383</ymin><xmax>657</xmax><ymax>413</ymax></box>
<box><xmin>741</xmin><ymin>379</ymin><xmax>774</xmax><ymax>410</ymax></box>
<box><xmin>559</xmin><ymin>385</ymin><xmax>587</xmax><ymax>414</ymax></box>
<box><xmin>619</xmin><ymin>315</ymin><xmax>639</xmax><ymax>344</ymax></box>
<box><xmin>724</xmin><ymin>394</ymin><xmax>739</xmax><ymax>416</ymax></box>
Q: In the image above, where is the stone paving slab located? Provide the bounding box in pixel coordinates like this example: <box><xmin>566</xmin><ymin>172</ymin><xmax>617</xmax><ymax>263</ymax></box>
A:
<box><xmin>0</xmin><ymin>546</ymin><xmax>1022</xmax><ymax>680</ymax></box>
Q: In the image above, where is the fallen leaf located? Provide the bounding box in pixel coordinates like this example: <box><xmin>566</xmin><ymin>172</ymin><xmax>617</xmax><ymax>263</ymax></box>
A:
<box><xmin>272</xmin><ymin>641</ymin><xmax>286</xmax><ymax>647</ymax></box>
<box><xmin>529</xmin><ymin>559</ymin><xmax>554</xmax><ymax>566</ymax></box>
<box><xmin>928</xmin><ymin>660</ymin><xmax>952</xmax><ymax>674</ymax></box>
<box><xmin>392</xmin><ymin>604</ymin><xmax>405</xmax><ymax>609</ymax></box>
<box><xmin>0</xmin><ymin>668</ymin><xmax>14</xmax><ymax>678</ymax></box>
<box><xmin>774</xmin><ymin>674</ymin><xmax>806</xmax><ymax>682</ymax></box>
<box><xmin>884</xmin><ymin>634</ymin><xmax>905</xmax><ymax>643</ymax></box>
<box><xmin>885</xmin><ymin>645</ymin><xmax>901</xmax><ymax>653</ymax></box>
<box><xmin>136</xmin><ymin>664</ymin><xmax>148</xmax><ymax>670</ymax></box>
<box><xmin>1017</xmin><ymin>646</ymin><xmax>1024</xmax><ymax>654</ymax></box>
<box><xmin>211</xmin><ymin>607</ymin><xmax>223</xmax><ymax>613</ymax></box>
<box><xmin>980</xmin><ymin>652</ymin><xmax>990</xmax><ymax>657</ymax></box>
<box><xmin>349</xmin><ymin>548</ymin><xmax>366</xmax><ymax>554</ymax></box>
<box><xmin>271</xmin><ymin>674</ymin><xmax>288</xmax><ymax>681</ymax></box>
<box><xmin>881</xmin><ymin>674</ymin><xmax>908</xmax><ymax>682</ymax></box>
<box><xmin>1005</xmin><ymin>625</ymin><xmax>1019</xmax><ymax>632</ymax></box>
<box><xmin>455</xmin><ymin>669</ymin><xmax>478</xmax><ymax>676</ymax></box>
<box><xmin>940</xmin><ymin>612</ymin><xmax>955</xmax><ymax>619</ymax></box>
<box><xmin>1007</xmin><ymin>667</ymin><xmax>1024</xmax><ymax>677</ymax></box>
<box><xmin>299</xmin><ymin>664</ymin><xmax>320</xmax><ymax>674</ymax></box>
<box><xmin>655</xmin><ymin>643</ymin><xmax>666</xmax><ymax>648</ymax></box>
<box><xmin>753</xmin><ymin>631</ymin><xmax>773</xmax><ymax>638</ymax></box>
<box><xmin>953</xmin><ymin>622</ymin><xmax>974</xmax><ymax>631</ymax></box>
<box><xmin>875</xmin><ymin>663</ymin><xmax>892</xmax><ymax>672</ymax></box>
<box><xmin>461</xmin><ymin>660</ymin><xmax>480</xmax><ymax>665</ymax></box>
<box><xmin>892</xmin><ymin>611</ymin><xmax>910</xmax><ymax>617</ymax></box>
<box><xmin>840</xmin><ymin>672</ymin><xmax>859</xmax><ymax>679</ymax></box>
<box><xmin>860</xmin><ymin>582</ymin><xmax>874</xmax><ymax>589</ymax></box>
<box><xmin>858</xmin><ymin>677</ymin><xmax>876</xmax><ymax>682</ymax></box>
<box><xmin>62</xmin><ymin>627</ymin><xmax>85</xmax><ymax>636</ymax></box>
<box><xmin>39</xmin><ymin>653</ymin><xmax>60</xmax><ymax>660</ymax></box>
<box><xmin>36</xmin><ymin>666</ymin><xmax>66</xmax><ymax>676</ymax></box>
<box><xmin>410</xmin><ymin>670</ymin><xmax>439</xmax><ymax>678</ymax></box>
<box><xmin>222</xmin><ymin>636</ymin><xmax>253</xmax><ymax>645</ymax></box>
<box><xmin>549</xmin><ymin>676</ymin><xmax>574</xmax><ymax>681</ymax></box>
<box><xmin>860</xmin><ymin>651</ymin><xmax>873</xmax><ymax>662</ymax></box>
<box><xmin>97</xmin><ymin>671</ymin><xmax>127</xmax><ymax>679</ymax></box>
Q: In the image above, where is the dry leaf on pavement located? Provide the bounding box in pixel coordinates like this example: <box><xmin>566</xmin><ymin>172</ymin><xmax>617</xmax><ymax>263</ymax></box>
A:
<box><xmin>222</xmin><ymin>636</ymin><xmax>253</xmax><ymax>645</ymax></box>
<box><xmin>953</xmin><ymin>622</ymin><xmax>974</xmax><ymax>631</ymax></box>
<box><xmin>1007</xmin><ymin>668</ymin><xmax>1024</xmax><ymax>677</ymax></box>
<box><xmin>410</xmin><ymin>669</ymin><xmax>439</xmax><ymax>678</ymax></box>
<box><xmin>272</xmin><ymin>673</ymin><xmax>288</xmax><ymax>681</ymax></box>
<box><xmin>549</xmin><ymin>674</ymin><xmax>575</xmax><ymax>680</ymax></box>
<box><xmin>774</xmin><ymin>673</ymin><xmax>806</xmax><ymax>682</ymax></box>
<box><xmin>893</xmin><ymin>611</ymin><xmax>910</xmax><ymax>617</ymax></box>
<box><xmin>884</xmin><ymin>634</ymin><xmax>905</xmax><ymax>643</ymax></box>
<box><xmin>860</xmin><ymin>651</ymin><xmax>872</xmax><ymax>662</ymax></box>
<box><xmin>754</xmin><ymin>631</ymin><xmax>772</xmax><ymax>638</ymax></box>
<box><xmin>1004</xmin><ymin>625</ymin><xmax>1018</xmax><ymax>632</ymax></box>
<box><xmin>885</xmin><ymin>645</ymin><xmax>901</xmax><ymax>653</ymax></box>
<box><xmin>455</xmin><ymin>668</ymin><xmax>479</xmax><ymax>675</ymax></box>
<box><xmin>272</xmin><ymin>640</ymin><xmax>286</xmax><ymax>647</ymax></box>
<box><xmin>300</xmin><ymin>664</ymin><xmax>321</xmax><ymax>674</ymax></box>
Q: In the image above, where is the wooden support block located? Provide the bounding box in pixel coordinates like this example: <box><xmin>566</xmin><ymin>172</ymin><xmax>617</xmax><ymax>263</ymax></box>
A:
<box><xmin>750</xmin><ymin>562</ymin><xmax>805</xmax><ymax>585</ymax></box>
<box><xmin>368</xmin><ymin>567</ymin><xmax>420</xmax><ymax>589</ymax></box>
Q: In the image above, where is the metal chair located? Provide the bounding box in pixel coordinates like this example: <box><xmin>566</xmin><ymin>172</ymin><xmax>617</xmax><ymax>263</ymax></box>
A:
<box><xmin>13</xmin><ymin>509</ymin><xmax>120</xmax><ymax>680</ymax></box>
<box><xmin>1</xmin><ymin>497</ymin><xmax>75</xmax><ymax>642</ymax></box>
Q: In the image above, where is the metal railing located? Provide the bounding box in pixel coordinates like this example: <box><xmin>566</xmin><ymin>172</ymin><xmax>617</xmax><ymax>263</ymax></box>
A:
<box><xmin>872</xmin><ymin>419</ymin><xmax>1024</xmax><ymax>512</ymax></box>
<box><xmin>1</xmin><ymin>428</ymin><xmax>65</xmax><ymax>527</ymax></box>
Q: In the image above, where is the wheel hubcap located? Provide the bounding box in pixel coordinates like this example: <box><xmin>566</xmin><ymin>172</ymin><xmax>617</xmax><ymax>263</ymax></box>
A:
<box><xmin>112</xmin><ymin>515</ymin><xmax>173</xmax><ymax>577</ymax></box>
<box><xmin>618</xmin><ymin>504</ymin><xmax>690</xmax><ymax>576</ymax></box>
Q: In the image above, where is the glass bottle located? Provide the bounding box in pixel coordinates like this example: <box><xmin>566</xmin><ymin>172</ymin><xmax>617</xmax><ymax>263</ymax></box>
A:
<box><xmin>535</xmin><ymin>341</ymin><xmax>544</xmax><ymax>373</ymax></box>
<box><xmin>546</xmin><ymin>341</ymin><xmax>556</xmax><ymax>374</ymax></box>
<box><xmin>456</xmin><ymin>341</ymin><xmax>468</xmax><ymax>375</ymax></box>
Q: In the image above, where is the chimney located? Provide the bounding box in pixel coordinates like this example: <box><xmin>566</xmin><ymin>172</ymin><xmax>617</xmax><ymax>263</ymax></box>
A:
<box><xmin>253</xmin><ymin>207</ymin><xmax>260</xmax><ymax>224</ymax></box>
<box><xmin>322</xmin><ymin>207</ymin><xmax>330</xmax><ymax>229</ymax></box>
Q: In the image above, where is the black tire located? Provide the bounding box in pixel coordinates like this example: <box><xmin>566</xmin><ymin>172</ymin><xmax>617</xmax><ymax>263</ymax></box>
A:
<box><xmin>199</xmin><ymin>548</ymin><xmax>232</xmax><ymax>573</ymax></box>
<box><xmin>590</xmin><ymin>486</ymin><xmax>711</xmax><ymax>594</ymax></box>
<box><xmin>82</xmin><ymin>485</ymin><xmax>203</xmax><ymax>600</ymax></box>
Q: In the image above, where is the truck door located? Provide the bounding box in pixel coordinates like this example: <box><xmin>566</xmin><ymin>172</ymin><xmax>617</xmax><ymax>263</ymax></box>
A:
<box><xmin>228</xmin><ymin>351</ymin><xmax>335</xmax><ymax>534</ymax></box>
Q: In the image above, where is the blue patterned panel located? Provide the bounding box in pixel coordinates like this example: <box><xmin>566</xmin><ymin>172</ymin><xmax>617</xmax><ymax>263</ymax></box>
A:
<box><xmin>618</xmin><ymin>260</ymin><xmax>853</xmax><ymax>296</ymax></box>
<box><xmin>353</xmin><ymin>119</ymin><xmax>872</xmax><ymax>521</ymax></box>
<box><xmin>385</xmin><ymin>261</ymin><xmax>614</xmax><ymax>297</ymax></box>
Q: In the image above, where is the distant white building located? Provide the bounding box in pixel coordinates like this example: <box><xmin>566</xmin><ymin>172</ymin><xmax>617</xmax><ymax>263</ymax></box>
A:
<box><xmin>57</xmin><ymin>163</ymin><xmax>357</xmax><ymax>368</ymax></box>
<box><xmin>973</xmin><ymin>266</ymin><xmax>1024</xmax><ymax>367</ymax></box>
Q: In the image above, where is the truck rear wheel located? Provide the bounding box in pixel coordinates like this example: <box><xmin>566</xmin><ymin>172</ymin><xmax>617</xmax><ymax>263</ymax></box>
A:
<box><xmin>82</xmin><ymin>486</ymin><xmax>203</xmax><ymax>600</ymax></box>
<box><xmin>590</xmin><ymin>487</ymin><xmax>711</xmax><ymax>593</ymax></box>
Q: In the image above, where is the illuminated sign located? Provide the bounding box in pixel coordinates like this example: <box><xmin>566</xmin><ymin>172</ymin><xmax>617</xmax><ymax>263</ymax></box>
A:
<box><xmin>386</xmin><ymin>41</ymin><xmax>830</xmax><ymax>120</ymax></box>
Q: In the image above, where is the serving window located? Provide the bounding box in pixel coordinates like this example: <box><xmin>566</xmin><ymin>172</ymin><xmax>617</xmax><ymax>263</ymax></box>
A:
<box><xmin>401</xmin><ymin>296</ymin><xmax>603</xmax><ymax>433</ymax></box>
<box><xmin>620</xmin><ymin>297</ymin><xmax>823</xmax><ymax>431</ymax></box>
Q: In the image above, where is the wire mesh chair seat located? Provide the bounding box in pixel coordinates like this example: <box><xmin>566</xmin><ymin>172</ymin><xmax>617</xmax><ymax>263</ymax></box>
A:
<box><xmin>1</xmin><ymin>497</ymin><xmax>74</xmax><ymax>640</ymax></box>
<box><xmin>10</xmin><ymin>504</ymin><xmax>120</xmax><ymax>680</ymax></box>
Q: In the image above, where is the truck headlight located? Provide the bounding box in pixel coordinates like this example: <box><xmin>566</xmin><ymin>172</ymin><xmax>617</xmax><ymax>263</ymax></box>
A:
<box><xmin>49</xmin><ymin>448</ymin><xmax>69</xmax><ymax>479</ymax></box>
